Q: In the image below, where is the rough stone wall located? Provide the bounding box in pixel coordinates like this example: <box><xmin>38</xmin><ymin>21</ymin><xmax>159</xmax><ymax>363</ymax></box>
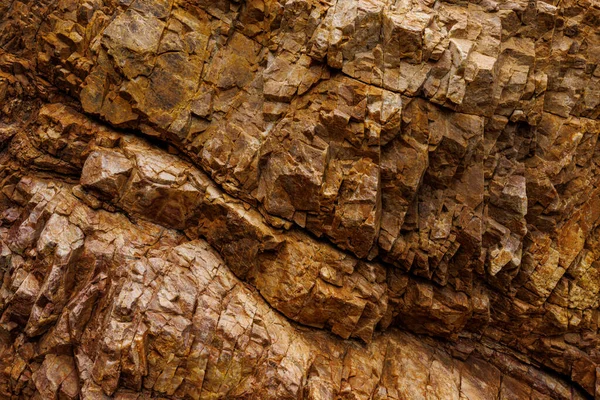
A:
<box><xmin>0</xmin><ymin>0</ymin><xmax>599</xmax><ymax>398</ymax></box>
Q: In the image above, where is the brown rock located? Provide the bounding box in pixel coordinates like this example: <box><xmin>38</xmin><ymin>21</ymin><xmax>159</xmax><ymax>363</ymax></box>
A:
<box><xmin>0</xmin><ymin>0</ymin><xmax>599</xmax><ymax>398</ymax></box>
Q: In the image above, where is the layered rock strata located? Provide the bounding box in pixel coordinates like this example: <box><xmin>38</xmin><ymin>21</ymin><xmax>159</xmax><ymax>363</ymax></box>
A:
<box><xmin>0</xmin><ymin>0</ymin><xmax>599</xmax><ymax>398</ymax></box>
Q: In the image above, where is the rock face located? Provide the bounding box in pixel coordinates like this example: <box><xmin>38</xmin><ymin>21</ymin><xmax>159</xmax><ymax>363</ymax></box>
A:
<box><xmin>0</xmin><ymin>0</ymin><xmax>599</xmax><ymax>398</ymax></box>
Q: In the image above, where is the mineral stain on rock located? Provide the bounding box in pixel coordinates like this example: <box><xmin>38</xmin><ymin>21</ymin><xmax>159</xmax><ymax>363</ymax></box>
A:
<box><xmin>0</xmin><ymin>0</ymin><xmax>599</xmax><ymax>398</ymax></box>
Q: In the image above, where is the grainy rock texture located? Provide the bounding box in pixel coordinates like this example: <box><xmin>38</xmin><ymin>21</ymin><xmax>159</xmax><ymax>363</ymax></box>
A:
<box><xmin>0</xmin><ymin>0</ymin><xmax>599</xmax><ymax>398</ymax></box>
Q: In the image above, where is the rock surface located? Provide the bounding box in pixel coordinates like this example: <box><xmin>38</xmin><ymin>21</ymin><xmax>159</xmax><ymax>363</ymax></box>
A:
<box><xmin>0</xmin><ymin>0</ymin><xmax>599</xmax><ymax>398</ymax></box>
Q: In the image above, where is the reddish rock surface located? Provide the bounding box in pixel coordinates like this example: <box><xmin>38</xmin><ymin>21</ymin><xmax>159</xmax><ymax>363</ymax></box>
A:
<box><xmin>0</xmin><ymin>0</ymin><xmax>599</xmax><ymax>398</ymax></box>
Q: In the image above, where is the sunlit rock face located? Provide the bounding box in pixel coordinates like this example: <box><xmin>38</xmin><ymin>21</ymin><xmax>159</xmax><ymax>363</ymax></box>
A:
<box><xmin>0</xmin><ymin>0</ymin><xmax>599</xmax><ymax>398</ymax></box>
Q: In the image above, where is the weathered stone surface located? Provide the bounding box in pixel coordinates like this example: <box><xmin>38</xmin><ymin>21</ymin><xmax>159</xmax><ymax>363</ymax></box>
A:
<box><xmin>0</xmin><ymin>0</ymin><xmax>599</xmax><ymax>398</ymax></box>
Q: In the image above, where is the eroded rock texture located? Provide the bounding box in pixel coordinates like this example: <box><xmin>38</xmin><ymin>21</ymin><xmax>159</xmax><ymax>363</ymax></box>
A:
<box><xmin>0</xmin><ymin>0</ymin><xmax>599</xmax><ymax>398</ymax></box>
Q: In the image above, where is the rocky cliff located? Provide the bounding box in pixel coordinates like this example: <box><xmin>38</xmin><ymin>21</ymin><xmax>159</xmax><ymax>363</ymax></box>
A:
<box><xmin>0</xmin><ymin>0</ymin><xmax>599</xmax><ymax>398</ymax></box>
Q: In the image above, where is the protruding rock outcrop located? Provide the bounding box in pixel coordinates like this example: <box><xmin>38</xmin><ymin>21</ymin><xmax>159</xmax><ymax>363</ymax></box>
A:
<box><xmin>0</xmin><ymin>0</ymin><xmax>599</xmax><ymax>398</ymax></box>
